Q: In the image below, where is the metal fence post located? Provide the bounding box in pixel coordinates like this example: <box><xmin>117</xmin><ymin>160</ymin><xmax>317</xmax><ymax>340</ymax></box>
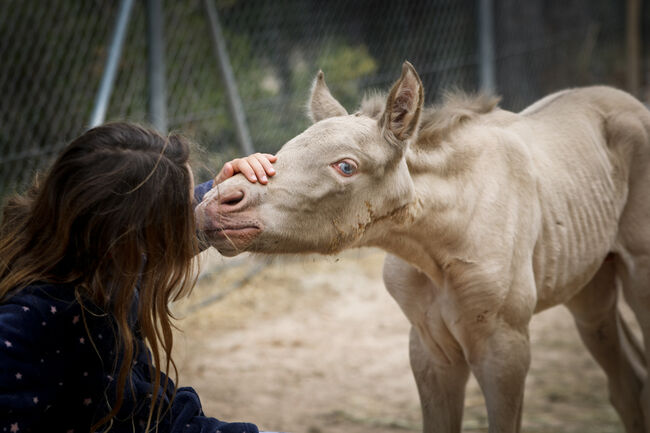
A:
<box><xmin>626</xmin><ymin>0</ymin><xmax>641</xmax><ymax>97</ymax></box>
<box><xmin>89</xmin><ymin>0</ymin><xmax>135</xmax><ymax>128</ymax></box>
<box><xmin>477</xmin><ymin>0</ymin><xmax>496</xmax><ymax>94</ymax></box>
<box><xmin>146</xmin><ymin>0</ymin><xmax>167</xmax><ymax>133</ymax></box>
<box><xmin>203</xmin><ymin>0</ymin><xmax>255</xmax><ymax>155</ymax></box>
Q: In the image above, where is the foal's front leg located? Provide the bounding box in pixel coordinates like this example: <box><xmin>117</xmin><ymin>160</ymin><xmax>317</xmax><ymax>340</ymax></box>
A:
<box><xmin>469</xmin><ymin>324</ymin><xmax>531</xmax><ymax>433</ymax></box>
<box><xmin>383</xmin><ymin>255</ymin><xmax>472</xmax><ymax>432</ymax></box>
<box><xmin>452</xmin><ymin>262</ymin><xmax>537</xmax><ymax>433</ymax></box>
<box><xmin>409</xmin><ymin>326</ymin><xmax>470</xmax><ymax>433</ymax></box>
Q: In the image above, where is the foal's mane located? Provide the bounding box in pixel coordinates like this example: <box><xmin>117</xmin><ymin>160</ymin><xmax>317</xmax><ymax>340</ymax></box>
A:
<box><xmin>359</xmin><ymin>90</ymin><xmax>500</xmax><ymax>145</ymax></box>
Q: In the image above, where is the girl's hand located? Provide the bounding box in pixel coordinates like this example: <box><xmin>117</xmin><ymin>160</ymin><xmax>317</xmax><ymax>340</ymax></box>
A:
<box><xmin>215</xmin><ymin>153</ymin><xmax>278</xmax><ymax>185</ymax></box>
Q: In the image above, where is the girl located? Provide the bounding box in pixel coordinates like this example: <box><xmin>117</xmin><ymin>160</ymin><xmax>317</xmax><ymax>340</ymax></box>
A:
<box><xmin>0</xmin><ymin>123</ymin><xmax>276</xmax><ymax>433</ymax></box>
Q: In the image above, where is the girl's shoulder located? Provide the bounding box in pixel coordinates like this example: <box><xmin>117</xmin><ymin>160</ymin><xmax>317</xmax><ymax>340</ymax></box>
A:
<box><xmin>2</xmin><ymin>282</ymin><xmax>79</xmax><ymax>321</ymax></box>
<box><xmin>0</xmin><ymin>282</ymin><xmax>112</xmax><ymax>351</ymax></box>
<box><xmin>0</xmin><ymin>284</ymin><xmax>116</xmax><ymax>432</ymax></box>
<box><xmin>0</xmin><ymin>283</ymin><xmax>82</xmax><ymax>348</ymax></box>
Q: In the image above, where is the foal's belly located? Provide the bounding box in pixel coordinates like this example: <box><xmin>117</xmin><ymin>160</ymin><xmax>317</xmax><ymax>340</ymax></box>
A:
<box><xmin>532</xmin><ymin>191</ymin><xmax>621</xmax><ymax>312</ymax></box>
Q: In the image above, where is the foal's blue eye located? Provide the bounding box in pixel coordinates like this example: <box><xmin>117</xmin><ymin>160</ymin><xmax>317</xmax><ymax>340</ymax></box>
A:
<box><xmin>339</xmin><ymin>162</ymin><xmax>354</xmax><ymax>174</ymax></box>
<box><xmin>333</xmin><ymin>159</ymin><xmax>358</xmax><ymax>176</ymax></box>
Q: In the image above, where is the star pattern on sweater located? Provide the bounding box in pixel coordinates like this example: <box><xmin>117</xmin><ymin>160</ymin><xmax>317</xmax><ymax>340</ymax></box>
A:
<box><xmin>0</xmin><ymin>273</ymin><xmax>250</xmax><ymax>433</ymax></box>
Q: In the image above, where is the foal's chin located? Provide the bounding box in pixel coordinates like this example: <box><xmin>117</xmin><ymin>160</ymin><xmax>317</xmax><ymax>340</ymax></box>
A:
<box><xmin>207</xmin><ymin>223</ymin><xmax>355</xmax><ymax>256</ymax></box>
<box><xmin>205</xmin><ymin>227</ymin><xmax>261</xmax><ymax>257</ymax></box>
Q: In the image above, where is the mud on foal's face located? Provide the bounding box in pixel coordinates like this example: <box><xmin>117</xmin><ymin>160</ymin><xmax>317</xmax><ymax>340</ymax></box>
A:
<box><xmin>196</xmin><ymin>63</ymin><xmax>422</xmax><ymax>256</ymax></box>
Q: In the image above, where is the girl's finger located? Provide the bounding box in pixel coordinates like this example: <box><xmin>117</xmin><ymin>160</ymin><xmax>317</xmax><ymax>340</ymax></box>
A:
<box><xmin>215</xmin><ymin>162</ymin><xmax>234</xmax><ymax>184</ymax></box>
<box><xmin>262</xmin><ymin>153</ymin><xmax>278</xmax><ymax>162</ymax></box>
<box><xmin>254</xmin><ymin>153</ymin><xmax>276</xmax><ymax>176</ymax></box>
<box><xmin>235</xmin><ymin>161</ymin><xmax>258</xmax><ymax>182</ymax></box>
<box><xmin>245</xmin><ymin>157</ymin><xmax>268</xmax><ymax>184</ymax></box>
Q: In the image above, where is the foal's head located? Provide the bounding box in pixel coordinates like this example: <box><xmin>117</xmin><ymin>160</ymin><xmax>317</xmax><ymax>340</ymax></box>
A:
<box><xmin>198</xmin><ymin>62</ymin><xmax>424</xmax><ymax>255</ymax></box>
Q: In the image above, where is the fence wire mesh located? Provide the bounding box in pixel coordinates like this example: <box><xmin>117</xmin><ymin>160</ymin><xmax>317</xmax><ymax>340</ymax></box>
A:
<box><xmin>0</xmin><ymin>0</ymin><xmax>640</xmax><ymax>197</ymax></box>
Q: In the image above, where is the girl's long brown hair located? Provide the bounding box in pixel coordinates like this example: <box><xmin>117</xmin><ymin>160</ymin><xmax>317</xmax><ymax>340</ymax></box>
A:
<box><xmin>0</xmin><ymin>122</ymin><xmax>199</xmax><ymax>431</ymax></box>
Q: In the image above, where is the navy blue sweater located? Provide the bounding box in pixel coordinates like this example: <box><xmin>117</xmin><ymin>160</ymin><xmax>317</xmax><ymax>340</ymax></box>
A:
<box><xmin>0</xmin><ymin>180</ymin><xmax>259</xmax><ymax>433</ymax></box>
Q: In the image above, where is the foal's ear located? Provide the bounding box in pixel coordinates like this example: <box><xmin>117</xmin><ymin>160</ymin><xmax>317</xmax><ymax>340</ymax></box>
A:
<box><xmin>380</xmin><ymin>61</ymin><xmax>424</xmax><ymax>144</ymax></box>
<box><xmin>308</xmin><ymin>71</ymin><xmax>348</xmax><ymax>123</ymax></box>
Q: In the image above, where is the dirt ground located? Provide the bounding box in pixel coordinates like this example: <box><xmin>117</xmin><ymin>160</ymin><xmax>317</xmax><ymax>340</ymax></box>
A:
<box><xmin>172</xmin><ymin>248</ymin><xmax>633</xmax><ymax>433</ymax></box>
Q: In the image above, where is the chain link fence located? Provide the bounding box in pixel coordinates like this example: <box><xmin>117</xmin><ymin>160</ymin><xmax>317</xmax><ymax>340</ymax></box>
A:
<box><xmin>0</xmin><ymin>0</ymin><xmax>641</xmax><ymax>197</ymax></box>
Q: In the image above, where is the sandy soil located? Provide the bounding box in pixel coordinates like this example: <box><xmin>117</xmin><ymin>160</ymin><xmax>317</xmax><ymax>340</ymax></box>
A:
<box><xmin>171</xmin><ymin>248</ymin><xmax>633</xmax><ymax>433</ymax></box>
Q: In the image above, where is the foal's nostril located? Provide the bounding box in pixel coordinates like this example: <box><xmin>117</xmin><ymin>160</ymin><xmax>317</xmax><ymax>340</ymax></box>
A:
<box><xmin>218</xmin><ymin>190</ymin><xmax>245</xmax><ymax>208</ymax></box>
